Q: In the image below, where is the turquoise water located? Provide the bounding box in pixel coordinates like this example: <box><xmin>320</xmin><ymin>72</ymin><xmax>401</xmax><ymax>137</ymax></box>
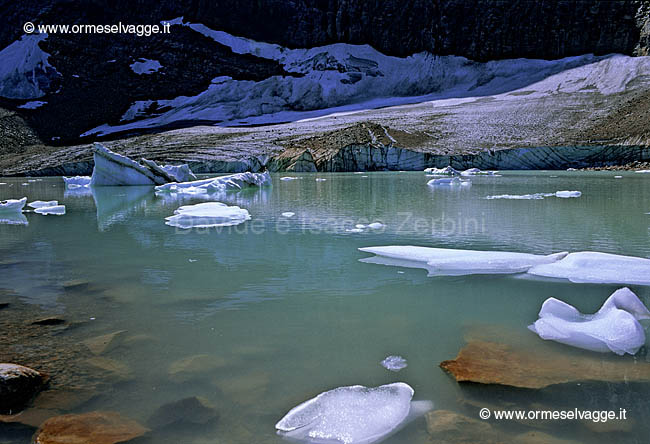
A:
<box><xmin>1</xmin><ymin>171</ymin><xmax>649</xmax><ymax>443</ymax></box>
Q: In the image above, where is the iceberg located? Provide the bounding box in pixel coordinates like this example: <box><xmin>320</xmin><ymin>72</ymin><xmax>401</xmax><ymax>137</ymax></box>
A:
<box><xmin>165</xmin><ymin>202</ymin><xmax>251</xmax><ymax>229</ymax></box>
<box><xmin>0</xmin><ymin>197</ymin><xmax>27</xmax><ymax>213</ymax></box>
<box><xmin>555</xmin><ymin>190</ymin><xmax>582</xmax><ymax>198</ymax></box>
<box><xmin>90</xmin><ymin>143</ymin><xmax>196</xmax><ymax>186</ymax></box>
<box><xmin>460</xmin><ymin>168</ymin><xmax>500</xmax><ymax>176</ymax></box>
<box><xmin>155</xmin><ymin>171</ymin><xmax>271</xmax><ymax>195</ymax></box>
<box><xmin>527</xmin><ymin>251</ymin><xmax>650</xmax><ymax>285</ymax></box>
<box><xmin>359</xmin><ymin>246</ymin><xmax>568</xmax><ymax>276</ymax></box>
<box><xmin>380</xmin><ymin>356</ymin><xmax>408</xmax><ymax>372</ymax></box>
<box><xmin>528</xmin><ymin>288</ymin><xmax>650</xmax><ymax>355</ymax></box>
<box><xmin>427</xmin><ymin>177</ymin><xmax>470</xmax><ymax>187</ymax></box>
<box><xmin>424</xmin><ymin>166</ymin><xmax>459</xmax><ymax>176</ymax></box>
<box><xmin>276</xmin><ymin>383</ymin><xmax>429</xmax><ymax>444</ymax></box>
<box><xmin>28</xmin><ymin>200</ymin><xmax>58</xmax><ymax>209</ymax></box>
<box><xmin>34</xmin><ymin>205</ymin><xmax>66</xmax><ymax>215</ymax></box>
<box><xmin>63</xmin><ymin>176</ymin><xmax>91</xmax><ymax>188</ymax></box>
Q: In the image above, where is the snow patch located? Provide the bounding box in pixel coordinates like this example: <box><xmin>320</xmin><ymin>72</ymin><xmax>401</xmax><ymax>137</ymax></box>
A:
<box><xmin>129</xmin><ymin>58</ymin><xmax>162</xmax><ymax>75</ymax></box>
<box><xmin>17</xmin><ymin>100</ymin><xmax>46</xmax><ymax>109</ymax></box>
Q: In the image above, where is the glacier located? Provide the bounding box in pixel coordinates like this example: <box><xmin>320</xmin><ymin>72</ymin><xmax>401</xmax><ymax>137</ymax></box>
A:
<box><xmin>80</xmin><ymin>19</ymin><xmax>650</xmax><ymax>137</ymax></box>
<box><xmin>155</xmin><ymin>171</ymin><xmax>271</xmax><ymax>195</ymax></box>
<box><xmin>529</xmin><ymin>288</ymin><xmax>650</xmax><ymax>355</ymax></box>
<box><xmin>359</xmin><ymin>246</ymin><xmax>568</xmax><ymax>276</ymax></box>
<box><xmin>276</xmin><ymin>382</ymin><xmax>430</xmax><ymax>444</ymax></box>
<box><xmin>165</xmin><ymin>202</ymin><xmax>251</xmax><ymax>229</ymax></box>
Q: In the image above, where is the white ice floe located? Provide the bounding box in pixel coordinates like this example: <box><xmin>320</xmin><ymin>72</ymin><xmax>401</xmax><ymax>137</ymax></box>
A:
<box><xmin>529</xmin><ymin>288</ymin><xmax>650</xmax><ymax>355</ymax></box>
<box><xmin>34</xmin><ymin>205</ymin><xmax>66</xmax><ymax>215</ymax></box>
<box><xmin>281</xmin><ymin>212</ymin><xmax>295</xmax><ymax>218</ymax></box>
<box><xmin>635</xmin><ymin>170</ymin><xmax>650</xmax><ymax>173</ymax></box>
<box><xmin>380</xmin><ymin>356</ymin><xmax>408</xmax><ymax>372</ymax></box>
<box><xmin>0</xmin><ymin>197</ymin><xmax>27</xmax><ymax>213</ymax></box>
<box><xmin>427</xmin><ymin>177</ymin><xmax>470</xmax><ymax>187</ymax></box>
<box><xmin>276</xmin><ymin>382</ymin><xmax>430</xmax><ymax>444</ymax></box>
<box><xmin>129</xmin><ymin>58</ymin><xmax>162</xmax><ymax>75</ymax></box>
<box><xmin>486</xmin><ymin>191</ymin><xmax>581</xmax><ymax>200</ymax></box>
<box><xmin>155</xmin><ymin>171</ymin><xmax>271</xmax><ymax>195</ymax></box>
<box><xmin>359</xmin><ymin>246</ymin><xmax>568</xmax><ymax>276</ymax></box>
<box><xmin>460</xmin><ymin>168</ymin><xmax>500</xmax><ymax>176</ymax></box>
<box><xmin>63</xmin><ymin>176</ymin><xmax>91</xmax><ymax>188</ymax></box>
<box><xmin>368</xmin><ymin>222</ymin><xmax>385</xmax><ymax>229</ymax></box>
<box><xmin>614</xmin><ymin>176</ymin><xmax>623</xmax><ymax>179</ymax></box>
<box><xmin>28</xmin><ymin>200</ymin><xmax>57</xmax><ymax>209</ymax></box>
<box><xmin>423</xmin><ymin>166</ymin><xmax>459</xmax><ymax>176</ymax></box>
<box><xmin>315</xmin><ymin>178</ymin><xmax>327</xmax><ymax>182</ymax></box>
<box><xmin>555</xmin><ymin>190</ymin><xmax>582</xmax><ymax>198</ymax></box>
<box><xmin>280</xmin><ymin>176</ymin><xmax>299</xmax><ymax>181</ymax></box>
<box><xmin>165</xmin><ymin>202</ymin><xmax>251</xmax><ymax>229</ymax></box>
<box><xmin>91</xmin><ymin>143</ymin><xmax>195</xmax><ymax>186</ymax></box>
<box><xmin>346</xmin><ymin>228</ymin><xmax>364</xmax><ymax>233</ymax></box>
<box><xmin>527</xmin><ymin>251</ymin><xmax>650</xmax><ymax>285</ymax></box>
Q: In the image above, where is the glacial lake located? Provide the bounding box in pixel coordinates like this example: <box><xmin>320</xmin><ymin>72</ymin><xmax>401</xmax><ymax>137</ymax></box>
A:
<box><xmin>1</xmin><ymin>171</ymin><xmax>650</xmax><ymax>443</ymax></box>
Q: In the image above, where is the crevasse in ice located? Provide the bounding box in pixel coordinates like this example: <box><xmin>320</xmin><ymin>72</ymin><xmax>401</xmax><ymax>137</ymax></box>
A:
<box><xmin>528</xmin><ymin>288</ymin><xmax>650</xmax><ymax>355</ymax></box>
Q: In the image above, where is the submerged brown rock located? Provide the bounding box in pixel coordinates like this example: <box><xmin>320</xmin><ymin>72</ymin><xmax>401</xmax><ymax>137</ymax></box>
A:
<box><xmin>147</xmin><ymin>396</ymin><xmax>218</xmax><ymax>429</ymax></box>
<box><xmin>32</xmin><ymin>411</ymin><xmax>148</xmax><ymax>444</ymax></box>
<box><xmin>440</xmin><ymin>340</ymin><xmax>650</xmax><ymax>389</ymax></box>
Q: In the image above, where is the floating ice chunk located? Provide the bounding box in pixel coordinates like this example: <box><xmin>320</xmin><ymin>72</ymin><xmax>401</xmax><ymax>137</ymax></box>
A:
<box><xmin>635</xmin><ymin>170</ymin><xmax>650</xmax><ymax>173</ymax></box>
<box><xmin>380</xmin><ymin>356</ymin><xmax>407</xmax><ymax>372</ymax></box>
<box><xmin>346</xmin><ymin>228</ymin><xmax>364</xmax><ymax>233</ymax></box>
<box><xmin>368</xmin><ymin>222</ymin><xmax>385</xmax><ymax>229</ymax></box>
<box><xmin>155</xmin><ymin>171</ymin><xmax>271</xmax><ymax>194</ymax></box>
<box><xmin>0</xmin><ymin>197</ymin><xmax>27</xmax><ymax>213</ymax></box>
<box><xmin>0</xmin><ymin>183</ymin><xmax>6</xmax><ymax>185</ymax></box>
<box><xmin>486</xmin><ymin>193</ymin><xmax>549</xmax><ymax>200</ymax></box>
<box><xmin>34</xmin><ymin>205</ymin><xmax>66</xmax><ymax>215</ymax></box>
<box><xmin>28</xmin><ymin>200</ymin><xmax>58</xmax><ymax>209</ymax></box>
<box><xmin>356</xmin><ymin>224</ymin><xmax>367</xmax><ymax>229</ymax></box>
<box><xmin>555</xmin><ymin>190</ymin><xmax>581</xmax><ymax>198</ymax></box>
<box><xmin>280</xmin><ymin>176</ymin><xmax>299</xmax><ymax>181</ymax></box>
<box><xmin>165</xmin><ymin>202</ymin><xmax>251</xmax><ymax>229</ymax></box>
<box><xmin>427</xmin><ymin>177</ymin><xmax>470</xmax><ymax>187</ymax></box>
<box><xmin>528</xmin><ymin>288</ymin><xmax>650</xmax><ymax>355</ymax></box>
<box><xmin>315</xmin><ymin>178</ymin><xmax>327</xmax><ymax>182</ymax></box>
<box><xmin>91</xmin><ymin>143</ymin><xmax>191</xmax><ymax>186</ymax></box>
<box><xmin>359</xmin><ymin>246</ymin><xmax>568</xmax><ymax>276</ymax></box>
<box><xmin>63</xmin><ymin>176</ymin><xmax>91</xmax><ymax>188</ymax></box>
<box><xmin>282</xmin><ymin>212</ymin><xmax>295</xmax><ymax>218</ymax></box>
<box><xmin>424</xmin><ymin>166</ymin><xmax>459</xmax><ymax>176</ymax></box>
<box><xmin>276</xmin><ymin>382</ymin><xmax>421</xmax><ymax>444</ymax></box>
<box><xmin>460</xmin><ymin>168</ymin><xmax>500</xmax><ymax>176</ymax></box>
<box><xmin>527</xmin><ymin>251</ymin><xmax>650</xmax><ymax>285</ymax></box>
<box><xmin>614</xmin><ymin>176</ymin><xmax>623</xmax><ymax>179</ymax></box>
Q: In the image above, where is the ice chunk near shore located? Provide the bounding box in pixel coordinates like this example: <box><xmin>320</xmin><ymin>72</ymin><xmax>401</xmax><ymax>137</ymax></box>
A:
<box><xmin>155</xmin><ymin>171</ymin><xmax>271</xmax><ymax>195</ymax></box>
<box><xmin>527</xmin><ymin>252</ymin><xmax>650</xmax><ymax>286</ymax></box>
<box><xmin>555</xmin><ymin>190</ymin><xmax>581</xmax><ymax>198</ymax></box>
<box><xmin>28</xmin><ymin>200</ymin><xmax>57</xmax><ymax>209</ymax></box>
<box><xmin>165</xmin><ymin>202</ymin><xmax>251</xmax><ymax>229</ymax></box>
<box><xmin>0</xmin><ymin>197</ymin><xmax>27</xmax><ymax>213</ymax></box>
<box><xmin>90</xmin><ymin>143</ymin><xmax>196</xmax><ymax>186</ymax></box>
<box><xmin>359</xmin><ymin>246</ymin><xmax>568</xmax><ymax>276</ymax></box>
<box><xmin>34</xmin><ymin>205</ymin><xmax>65</xmax><ymax>215</ymax></box>
<box><xmin>424</xmin><ymin>166</ymin><xmax>459</xmax><ymax>176</ymax></box>
<box><xmin>276</xmin><ymin>383</ymin><xmax>430</xmax><ymax>444</ymax></box>
<box><xmin>63</xmin><ymin>176</ymin><xmax>91</xmax><ymax>188</ymax></box>
<box><xmin>529</xmin><ymin>288</ymin><xmax>650</xmax><ymax>355</ymax></box>
<box><xmin>381</xmin><ymin>356</ymin><xmax>408</xmax><ymax>372</ymax></box>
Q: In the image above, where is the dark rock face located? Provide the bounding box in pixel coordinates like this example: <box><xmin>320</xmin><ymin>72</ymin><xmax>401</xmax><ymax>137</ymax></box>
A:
<box><xmin>0</xmin><ymin>363</ymin><xmax>49</xmax><ymax>415</ymax></box>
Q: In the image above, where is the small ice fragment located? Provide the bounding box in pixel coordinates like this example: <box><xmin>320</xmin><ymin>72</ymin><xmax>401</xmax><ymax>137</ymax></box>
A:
<box><xmin>0</xmin><ymin>183</ymin><xmax>6</xmax><ymax>185</ymax></box>
<box><xmin>362</xmin><ymin>175</ymin><xmax>368</xmax><ymax>178</ymax></box>
<box><xmin>614</xmin><ymin>176</ymin><xmax>623</xmax><ymax>179</ymax></box>
<box><xmin>427</xmin><ymin>177</ymin><xmax>468</xmax><ymax>186</ymax></box>
<box><xmin>397</xmin><ymin>271</ymin><xmax>405</xmax><ymax>274</ymax></box>
<box><xmin>34</xmin><ymin>205</ymin><xmax>66</xmax><ymax>215</ymax></box>
<box><xmin>281</xmin><ymin>212</ymin><xmax>295</xmax><ymax>218</ymax></box>
<box><xmin>165</xmin><ymin>202</ymin><xmax>251</xmax><ymax>229</ymax></box>
<box><xmin>555</xmin><ymin>190</ymin><xmax>581</xmax><ymax>198</ymax></box>
<box><xmin>355</xmin><ymin>224</ymin><xmax>367</xmax><ymax>229</ymax></box>
<box><xmin>27</xmin><ymin>179</ymin><xmax>37</xmax><ymax>182</ymax></box>
<box><xmin>529</xmin><ymin>288</ymin><xmax>650</xmax><ymax>355</ymax></box>
<box><xmin>634</xmin><ymin>170</ymin><xmax>650</xmax><ymax>173</ymax></box>
<box><xmin>22</xmin><ymin>183</ymin><xmax>29</xmax><ymax>186</ymax></box>
<box><xmin>381</xmin><ymin>355</ymin><xmax>408</xmax><ymax>371</ymax></box>
<box><xmin>280</xmin><ymin>177</ymin><xmax>298</xmax><ymax>181</ymax></box>
<box><xmin>486</xmin><ymin>193</ymin><xmax>547</xmax><ymax>200</ymax></box>
<box><xmin>315</xmin><ymin>178</ymin><xmax>327</xmax><ymax>182</ymax></box>
<box><xmin>368</xmin><ymin>222</ymin><xmax>385</xmax><ymax>229</ymax></box>
<box><xmin>276</xmin><ymin>382</ymin><xmax>418</xmax><ymax>444</ymax></box>
<box><xmin>188</xmin><ymin>259</ymin><xmax>198</xmax><ymax>263</ymax></box>
<box><xmin>28</xmin><ymin>200</ymin><xmax>58</xmax><ymax>209</ymax></box>
<box><xmin>346</xmin><ymin>228</ymin><xmax>364</xmax><ymax>233</ymax></box>
<box><xmin>424</xmin><ymin>166</ymin><xmax>459</xmax><ymax>176</ymax></box>
<box><xmin>0</xmin><ymin>197</ymin><xmax>27</xmax><ymax>213</ymax></box>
